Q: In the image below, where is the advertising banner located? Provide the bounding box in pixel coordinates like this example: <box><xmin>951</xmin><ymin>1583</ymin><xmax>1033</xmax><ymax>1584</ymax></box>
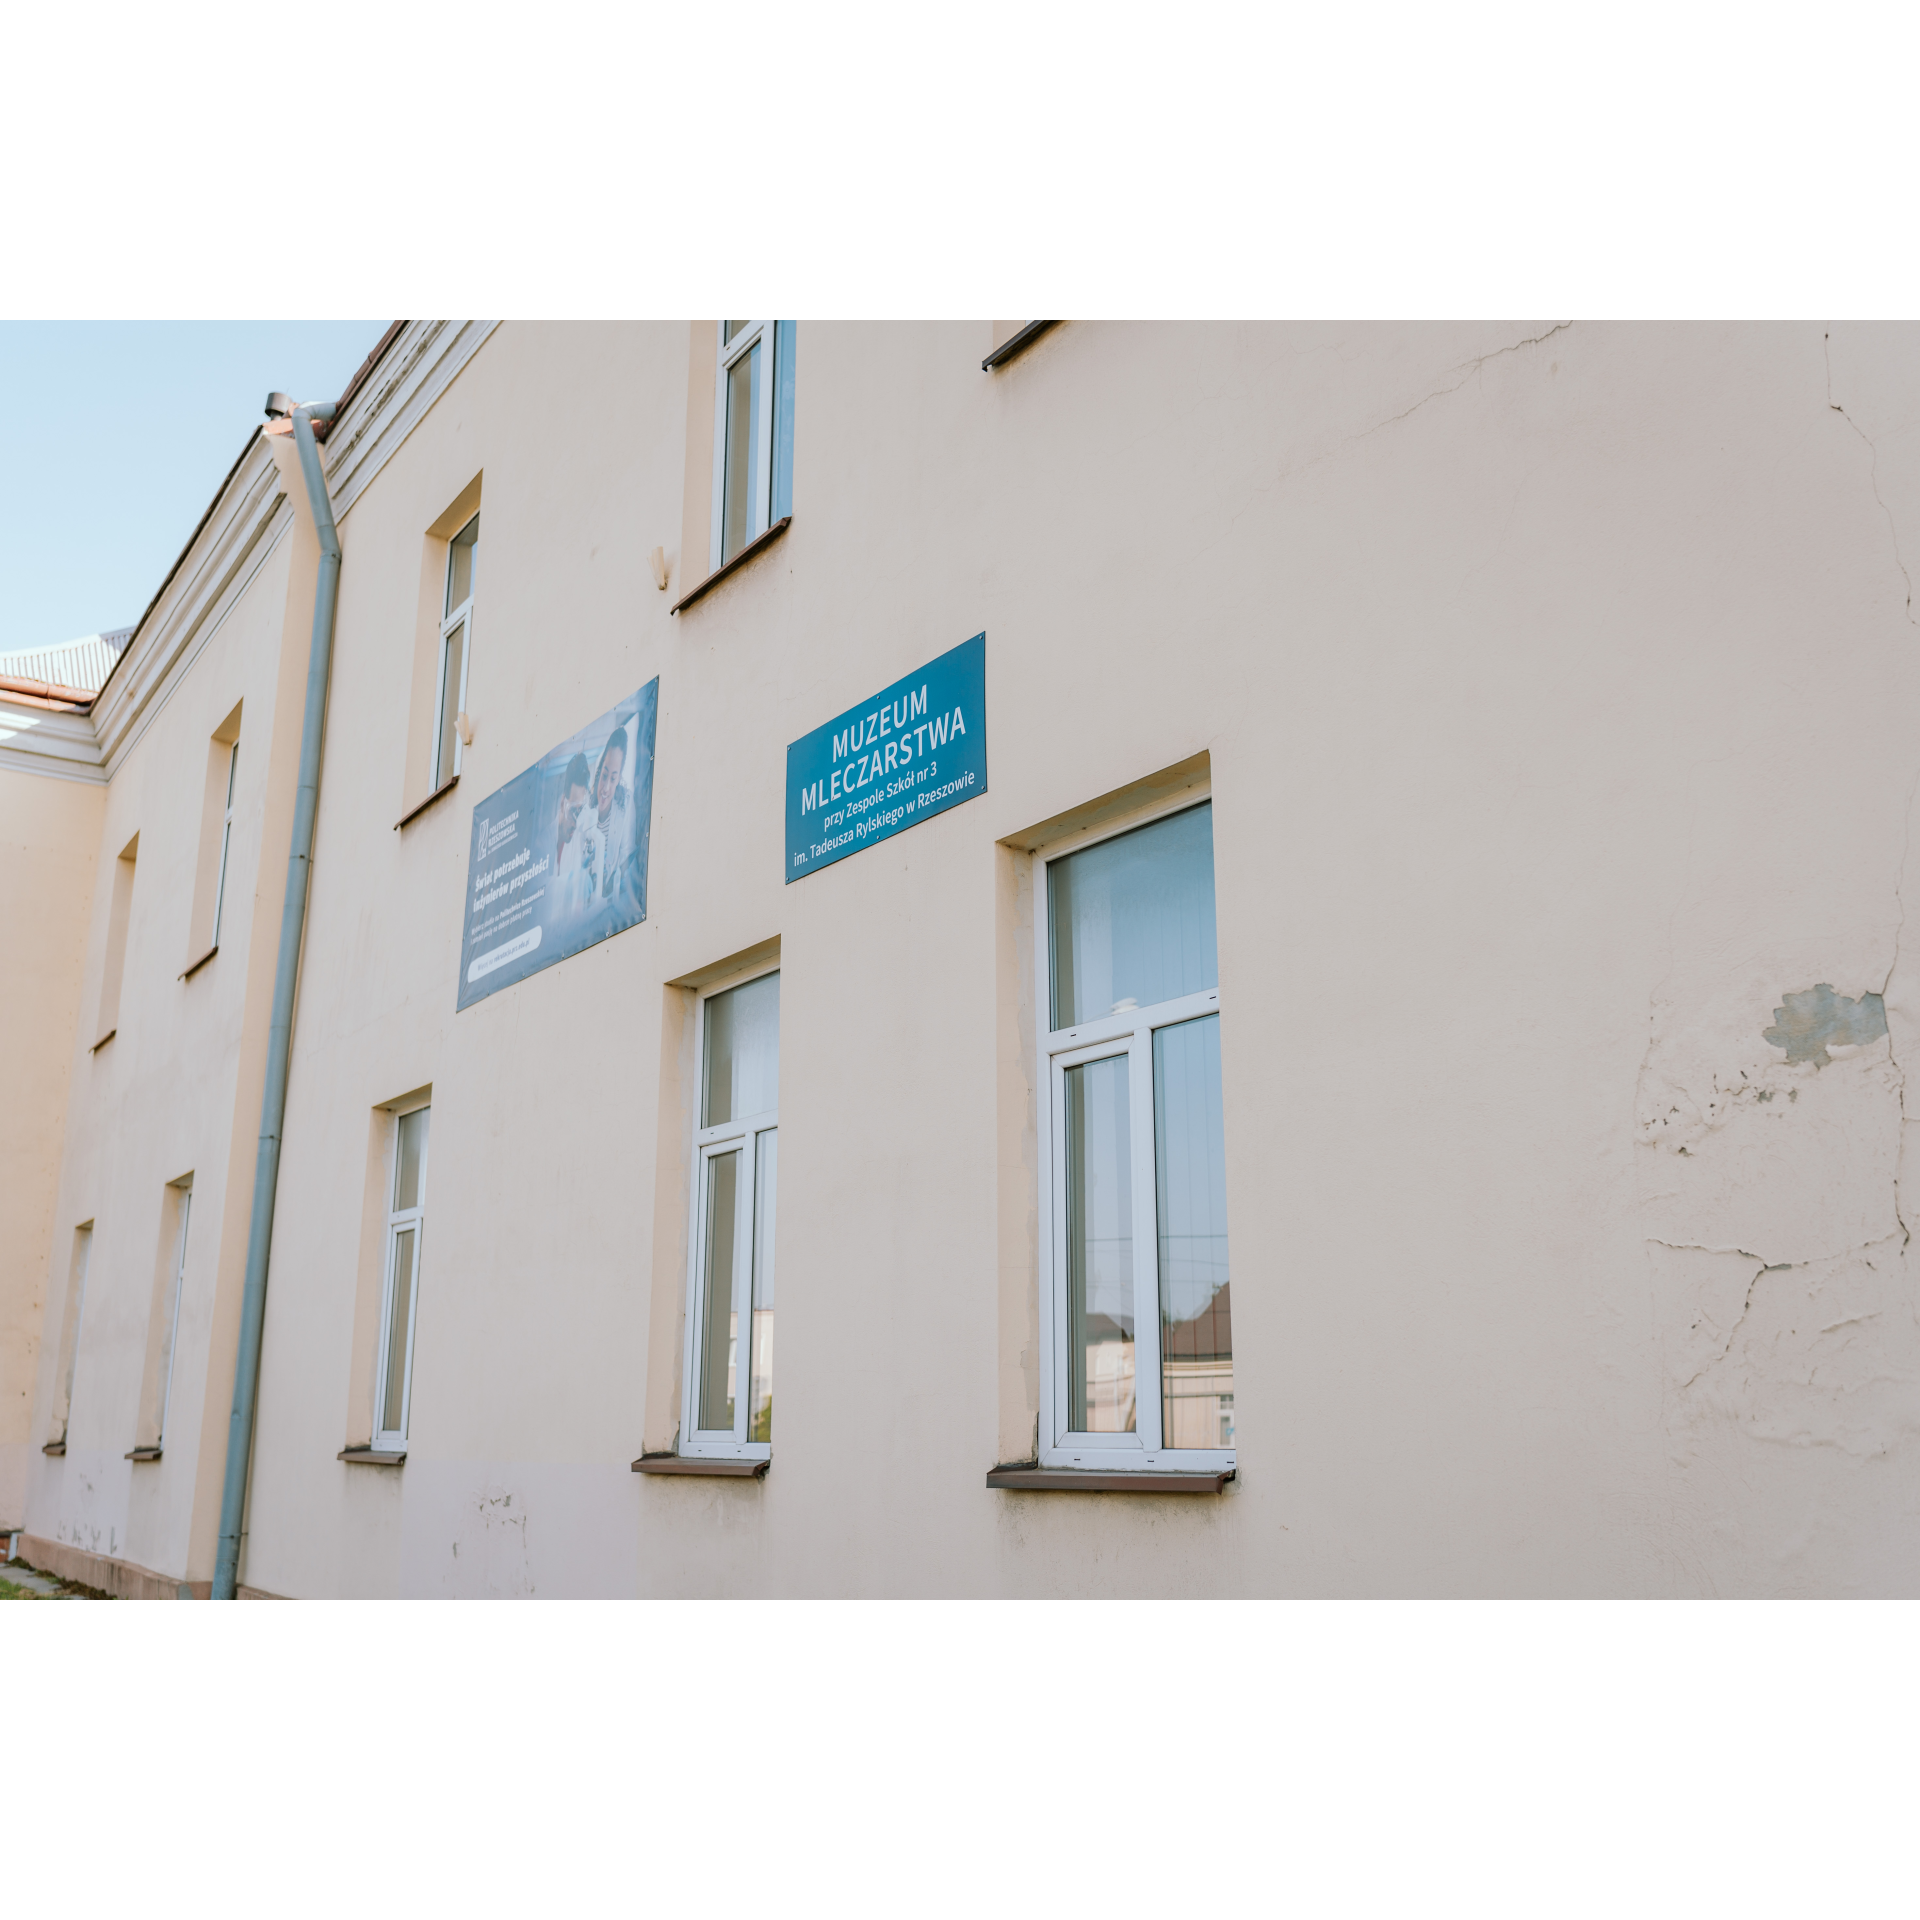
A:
<box><xmin>457</xmin><ymin>680</ymin><xmax>658</xmax><ymax>1009</ymax></box>
<box><xmin>785</xmin><ymin>632</ymin><xmax>986</xmax><ymax>882</ymax></box>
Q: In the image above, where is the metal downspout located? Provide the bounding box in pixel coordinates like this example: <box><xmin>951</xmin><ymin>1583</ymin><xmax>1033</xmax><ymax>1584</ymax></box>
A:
<box><xmin>211</xmin><ymin>398</ymin><xmax>340</xmax><ymax>1600</ymax></box>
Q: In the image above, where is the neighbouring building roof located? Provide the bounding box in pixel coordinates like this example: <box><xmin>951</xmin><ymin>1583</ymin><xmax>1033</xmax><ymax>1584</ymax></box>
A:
<box><xmin>0</xmin><ymin>628</ymin><xmax>134</xmax><ymax>697</ymax></box>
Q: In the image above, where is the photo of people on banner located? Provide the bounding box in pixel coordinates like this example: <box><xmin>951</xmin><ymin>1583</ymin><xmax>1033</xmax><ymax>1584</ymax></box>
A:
<box><xmin>457</xmin><ymin>679</ymin><xmax>658</xmax><ymax>1010</ymax></box>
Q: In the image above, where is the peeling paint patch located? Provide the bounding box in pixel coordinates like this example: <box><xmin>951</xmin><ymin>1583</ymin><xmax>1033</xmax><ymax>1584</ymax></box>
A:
<box><xmin>1763</xmin><ymin>984</ymin><xmax>1887</xmax><ymax>1067</ymax></box>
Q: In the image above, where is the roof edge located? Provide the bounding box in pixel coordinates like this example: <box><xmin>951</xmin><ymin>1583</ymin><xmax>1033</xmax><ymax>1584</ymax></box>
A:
<box><xmin>93</xmin><ymin>321</ymin><xmax>407</xmax><ymax>709</ymax></box>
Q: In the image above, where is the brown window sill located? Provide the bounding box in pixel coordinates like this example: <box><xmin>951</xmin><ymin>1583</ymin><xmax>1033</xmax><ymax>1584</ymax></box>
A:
<box><xmin>395</xmin><ymin>775</ymin><xmax>459</xmax><ymax>831</ymax></box>
<box><xmin>632</xmin><ymin>1454</ymin><xmax>769</xmax><ymax>1478</ymax></box>
<box><xmin>181</xmin><ymin>944</ymin><xmax>217</xmax><ymax>982</ymax></box>
<box><xmin>91</xmin><ymin>1028</ymin><xmax>116</xmax><ymax>1053</ymax></box>
<box><xmin>339</xmin><ymin>1447</ymin><xmax>406</xmax><ymax>1466</ymax></box>
<box><xmin>669</xmin><ymin>516</ymin><xmax>791</xmax><ymax>615</ymax></box>
<box><xmin>42</xmin><ymin>1441</ymin><xmax>66</xmax><ymax>1457</ymax></box>
<box><xmin>985</xmin><ymin>1465</ymin><xmax>1234</xmax><ymax>1493</ymax></box>
<box><xmin>126</xmin><ymin>1446</ymin><xmax>162</xmax><ymax>1463</ymax></box>
<box><xmin>982</xmin><ymin>320</ymin><xmax>1060</xmax><ymax>371</ymax></box>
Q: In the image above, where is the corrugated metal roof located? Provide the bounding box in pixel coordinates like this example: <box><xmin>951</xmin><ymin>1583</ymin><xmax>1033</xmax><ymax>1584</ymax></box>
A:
<box><xmin>0</xmin><ymin>627</ymin><xmax>134</xmax><ymax>695</ymax></box>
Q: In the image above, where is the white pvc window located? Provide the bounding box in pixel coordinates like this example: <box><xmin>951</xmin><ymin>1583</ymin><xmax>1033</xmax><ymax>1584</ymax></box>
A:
<box><xmin>374</xmin><ymin>1105</ymin><xmax>430</xmax><ymax>1449</ymax></box>
<box><xmin>210</xmin><ymin>739</ymin><xmax>239</xmax><ymax>948</ymax></box>
<box><xmin>155</xmin><ymin>1180</ymin><xmax>192</xmax><ymax>1450</ymax></box>
<box><xmin>681</xmin><ymin>969</ymin><xmax>779</xmax><ymax>1461</ymax></box>
<box><xmin>433</xmin><ymin>515</ymin><xmax>479</xmax><ymax>789</ymax></box>
<box><xmin>1036</xmin><ymin>800</ymin><xmax>1234</xmax><ymax>1474</ymax></box>
<box><xmin>710</xmin><ymin>322</ymin><xmax>796</xmax><ymax>568</ymax></box>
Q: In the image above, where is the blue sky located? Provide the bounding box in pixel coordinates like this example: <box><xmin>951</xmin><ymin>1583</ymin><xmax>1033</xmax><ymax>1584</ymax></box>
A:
<box><xmin>0</xmin><ymin>322</ymin><xmax>385</xmax><ymax>655</ymax></box>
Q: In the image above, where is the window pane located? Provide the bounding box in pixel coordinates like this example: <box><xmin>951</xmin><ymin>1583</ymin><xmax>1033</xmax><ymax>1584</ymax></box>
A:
<box><xmin>396</xmin><ymin>1106</ymin><xmax>430</xmax><ymax>1212</ymax></box>
<box><xmin>446</xmin><ymin>514</ymin><xmax>478</xmax><ymax>613</ymax></box>
<box><xmin>382</xmin><ymin>1226</ymin><xmax>415</xmax><ymax>1434</ymax></box>
<box><xmin>749</xmin><ymin>1129</ymin><xmax>777</xmax><ymax>1443</ymax></box>
<box><xmin>703</xmin><ymin>972</ymin><xmax>780</xmax><ymax>1125</ymax></box>
<box><xmin>1065</xmin><ymin>1052</ymin><xmax>1135</xmax><ymax>1433</ymax></box>
<box><xmin>1049</xmin><ymin>803</ymin><xmax>1218</xmax><ymax>1029</ymax></box>
<box><xmin>772</xmin><ymin>321</ymin><xmax>796</xmax><ymax>523</ymax></box>
<box><xmin>721</xmin><ymin>340</ymin><xmax>761</xmax><ymax>562</ymax></box>
<box><xmin>224</xmin><ymin>739</ymin><xmax>240</xmax><ymax>809</ymax></box>
<box><xmin>723</xmin><ymin>320</ymin><xmax>751</xmax><ymax>344</ymax></box>
<box><xmin>212</xmin><ymin>817</ymin><xmax>234</xmax><ymax>946</ymax></box>
<box><xmin>437</xmin><ymin>619</ymin><xmax>466</xmax><ymax>785</ymax></box>
<box><xmin>699</xmin><ymin>1151</ymin><xmax>741</xmax><ymax>1430</ymax></box>
<box><xmin>1155</xmin><ymin>1015</ymin><xmax>1232</xmax><ymax>1448</ymax></box>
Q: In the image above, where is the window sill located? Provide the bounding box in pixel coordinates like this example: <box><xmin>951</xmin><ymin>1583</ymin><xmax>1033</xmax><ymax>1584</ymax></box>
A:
<box><xmin>395</xmin><ymin>775</ymin><xmax>459</xmax><ymax>831</ymax></box>
<box><xmin>339</xmin><ymin>1447</ymin><xmax>406</xmax><ymax>1466</ymax></box>
<box><xmin>669</xmin><ymin>516</ymin><xmax>791</xmax><ymax>616</ymax></box>
<box><xmin>91</xmin><ymin>1027</ymin><xmax>116</xmax><ymax>1054</ymax></box>
<box><xmin>631</xmin><ymin>1454</ymin><xmax>769</xmax><ymax>1478</ymax></box>
<box><xmin>126</xmin><ymin>1446</ymin><xmax>162</xmax><ymax>1463</ymax></box>
<box><xmin>982</xmin><ymin>320</ymin><xmax>1060</xmax><ymax>371</ymax></box>
<box><xmin>180</xmin><ymin>944</ymin><xmax>218</xmax><ymax>982</ymax></box>
<box><xmin>42</xmin><ymin>1441</ymin><xmax>65</xmax><ymax>1457</ymax></box>
<box><xmin>985</xmin><ymin>1465</ymin><xmax>1234</xmax><ymax>1493</ymax></box>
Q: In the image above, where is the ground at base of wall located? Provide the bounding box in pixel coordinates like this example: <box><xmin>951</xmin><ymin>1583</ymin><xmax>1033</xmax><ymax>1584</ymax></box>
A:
<box><xmin>13</xmin><ymin>1535</ymin><xmax>285</xmax><ymax>1599</ymax></box>
<box><xmin>0</xmin><ymin>1559</ymin><xmax>111</xmax><ymax>1599</ymax></box>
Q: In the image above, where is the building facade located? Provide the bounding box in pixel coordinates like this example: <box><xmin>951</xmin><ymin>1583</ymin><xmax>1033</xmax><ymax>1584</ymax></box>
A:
<box><xmin>6</xmin><ymin>319</ymin><xmax>1920</xmax><ymax>1597</ymax></box>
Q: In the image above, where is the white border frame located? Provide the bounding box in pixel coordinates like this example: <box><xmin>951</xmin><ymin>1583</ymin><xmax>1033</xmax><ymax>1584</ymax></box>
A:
<box><xmin>432</xmin><ymin>514</ymin><xmax>478</xmax><ymax>787</ymax></box>
<box><xmin>1031</xmin><ymin>790</ymin><xmax>1235</xmax><ymax>1476</ymax></box>
<box><xmin>373</xmin><ymin>1099</ymin><xmax>431</xmax><ymax>1450</ymax></box>
<box><xmin>709</xmin><ymin>321</ymin><xmax>777</xmax><ymax>570</ymax></box>
<box><xmin>678</xmin><ymin>959</ymin><xmax>780</xmax><ymax>1463</ymax></box>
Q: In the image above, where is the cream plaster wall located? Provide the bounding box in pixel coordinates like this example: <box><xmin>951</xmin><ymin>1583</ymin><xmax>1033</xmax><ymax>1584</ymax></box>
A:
<box><xmin>0</xmin><ymin>763</ymin><xmax>103</xmax><ymax>1529</ymax></box>
<box><xmin>21</xmin><ymin>499</ymin><xmax>310</xmax><ymax>1586</ymax></box>
<box><xmin>19</xmin><ymin>320</ymin><xmax>1920</xmax><ymax>1596</ymax></box>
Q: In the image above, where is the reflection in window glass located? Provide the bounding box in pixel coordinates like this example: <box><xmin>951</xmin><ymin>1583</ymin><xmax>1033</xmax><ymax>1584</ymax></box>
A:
<box><xmin>437</xmin><ymin>620</ymin><xmax>466</xmax><ymax>788</ymax></box>
<box><xmin>396</xmin><ymin>1107</ymin><xmax>429</xmax><ymax>1211</ymax></box>
<box><xmin>699</xmin><ymin>1150</ymin><xmax>740</xmax><ymax>1430</ymax></box>
<box><xmin>722</xmin><ymin>342</ymin><xmax>761</xmax><ymax>563</ymax></box>
<box><xmin>378</xmin><ymin>1104</ymin><xmax>429</xmax><ymax>1444</ymax></box>
<box><xmin>1066</xmin><ymin>1052</ymin><xmax>1135</xmax><ymax>1433</ymax></box>
<box><xmin>446</xmin><ymin>513</ymin><xmax>478</xmax><ymax>614</ymax></box>
<box><xmin>703</xmin><ymin>971</ymin><xmax>780</xmax><ymax>1125</ymax></box>
<box><xmin>749</xmin><ymin>1130</ymin><xmax>777</xmax><ymax>1442</ymax></box>
<box><xmin>1048</xmin><ymin>803</ymin><xmax>1218</xmax><ymax>1029</ymax></box>
<box><xmin>383</xmin><ymin>1227</ymin><xmax>415</xmax><ymax>1434</ymax></box>
<box><xmin>1155</xmin><ymin>1015</ymin><xmax>1232</xmax><ymax>1448</ymax></box>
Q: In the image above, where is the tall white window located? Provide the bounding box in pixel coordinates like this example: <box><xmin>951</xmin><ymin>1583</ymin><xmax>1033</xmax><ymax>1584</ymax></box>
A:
<box><xmin>210</xmin><ymin>738</ymin><xmax>239</xmax><ymax>947</ymax></box>
<box><xmin>374</xmin><ymin>1105</ymin><xmax>430</xmax><ymax>1449</ymax></box>
<box><xmin>141</xmin><ymin>1179</ymin><xmax>192</xmax><ymax>1455</ymax></box>
<box><xmin>1037</xmin><ymin>801</ymin><xmax>1233</xmax><ymax>1473</ymax></box>
<box><xmin>710</xmin><ymin>322</ymin><xmax>796</xmax><ymax>568</ymax></box>
<box><xmin>48</xmin><ymin>1224</ymin><xmax>93</xmax><ymax>1449</ymax></box>
<box><xmin>434</xmin><ymin>515</ymin><xmax>478</xmax><ymax>789</ymax></box>
<box><xmin>681</xmin><ymin>970</ymin><xmax>779</xmax><ymax>1461</ymax></box>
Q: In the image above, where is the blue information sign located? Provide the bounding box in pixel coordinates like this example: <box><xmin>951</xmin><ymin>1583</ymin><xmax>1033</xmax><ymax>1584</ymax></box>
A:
<box><xmin>785</xmin><ymin>633</ymin><xmax>986</xmax><ymax>882</ymax></box>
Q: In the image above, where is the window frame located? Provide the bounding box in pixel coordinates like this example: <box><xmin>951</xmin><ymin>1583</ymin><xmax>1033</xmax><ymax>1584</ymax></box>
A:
<box><xmin>1031</xmin><ymin>792</ymin><xmax>1234</xmax><ymax>1477</ymax></box>
<box><xmin>432</xmin><ymin>515</ymin><xmax>478</xmax><ymax>789</ymax></box>
<box><xmin>710</xmin><ymin>322</ymin><xmax>783</xmax><ymax>568</ymax></box>
<box><xmin>372</xmin><ymin>1099</ymin><xmax>430</xmax><ymax>1451</ymax></box>
<box><xmin>678</xmin><ymin>961</ymin><xmax>780</xmax><ymax>1464</ymax></box>
<box><xmin>209</xmin><ymin>737</ymin><xmax>239</xmax><ymax>948</ymax></box>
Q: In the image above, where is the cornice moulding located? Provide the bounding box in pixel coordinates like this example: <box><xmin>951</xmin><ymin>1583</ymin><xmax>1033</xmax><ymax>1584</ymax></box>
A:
<box><xmin>0</xmin><ymin>700</ymin><xmax>107</xmax><ymax>783</ymax></box>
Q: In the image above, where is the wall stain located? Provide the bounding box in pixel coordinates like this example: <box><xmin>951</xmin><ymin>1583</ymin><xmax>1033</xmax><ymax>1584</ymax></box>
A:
<box><xmin>1762</xmin><ymin>984</ymin><xmax>1887</xmax><ymax>1067</ymax></box>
